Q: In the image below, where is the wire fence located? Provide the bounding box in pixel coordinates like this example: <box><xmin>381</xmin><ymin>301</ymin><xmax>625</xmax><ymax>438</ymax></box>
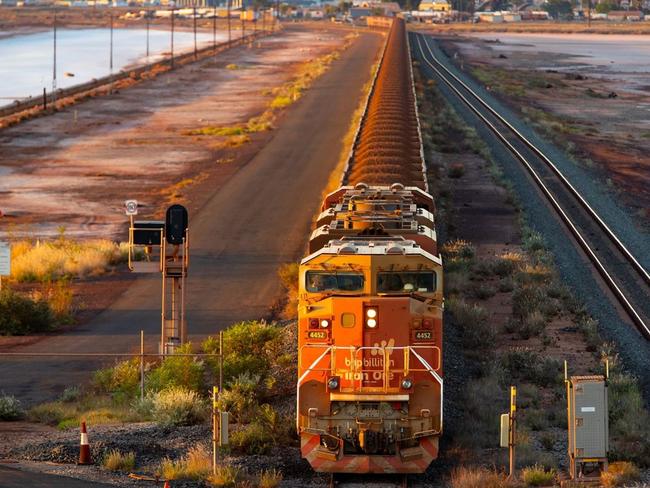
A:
<box><xmin>0</xmin><ymin>330</ymin><xmax>224</xmax><ymax>401</ymax></box>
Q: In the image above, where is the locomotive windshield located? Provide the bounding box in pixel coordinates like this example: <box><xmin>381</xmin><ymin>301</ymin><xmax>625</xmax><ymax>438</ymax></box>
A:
<box><xmin>306</xmin><ymin>272</ymin><xmax>365</xmax><ymax>292</ymax></box>
<box><xmin>377</xmin><ymin>271</ymin><xmax>436</xmax><ymax>293</ymax></box>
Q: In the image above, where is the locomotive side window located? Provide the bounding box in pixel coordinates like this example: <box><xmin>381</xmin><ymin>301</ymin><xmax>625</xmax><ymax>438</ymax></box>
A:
<box><xmin>377</xmin><ymin>271</ymin><xmax>436</xmax><ymax>293</ymax></box>
<box><xmin>306</xmin><ymin>272</ymin><xmax>364</xmax><ymax>292</ymax></box>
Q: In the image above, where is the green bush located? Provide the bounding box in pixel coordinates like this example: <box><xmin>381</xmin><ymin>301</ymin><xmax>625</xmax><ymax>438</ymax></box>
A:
<box><xmin>0</xmin><ymin>289</ymin><xmax>54</xmax><ymax>335</ymax></box>
<box><xmin>217</xmin><ymin>373</ymin><xmax>261</xmax><ymax>424</ymax></box>
<box><xmin>230</xmin><ymin>422</ymin><xmax>274</xmax><ymax>455</ymax></box>
<box><xmin>447</xmin><ymin>299</ymin><xmax>494</xmax><ymax>350</ymax></box>
<box><xmin>93</xmin><ymin>359</ymin><xmax>140</xmax><ymax>401</ymax></box>
<box><xmin>606</xmin><ymin>362</ymin><xmax>650</xmax><ymax>465</ymax></box>
<box><xmin>0</xmin><ymin>393</ymin><xmax>24</xmax><ymax>420</ymax></box>
<box><xmin>524</xmin><ymin>408</ymin><xmax>549</xmax><ymax>431</ymax></box>
<box><xmin>500</xmin><ymin>349</ymin><xmax>561</xmax><ymax>387</ymax></box>
<box><xmin>151</xmin><ymin>387</ymin><xmax>207</xmax><ymax>427</ymax></box>
<box><xmin>204</xmin><ymin>321</ymin><xmax>281</xmax><ymax>383</ymax></box>
<box><xmin>146</xmin><ymin>344</ymin><xmax>204</xmax><ymax>394</ymax></box>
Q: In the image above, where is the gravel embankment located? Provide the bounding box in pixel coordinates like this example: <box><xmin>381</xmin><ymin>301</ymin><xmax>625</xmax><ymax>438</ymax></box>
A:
<box><xmin>413</xmin><ymin>35</ymin><xmax>650</xmax><ymax>402</ymax></box>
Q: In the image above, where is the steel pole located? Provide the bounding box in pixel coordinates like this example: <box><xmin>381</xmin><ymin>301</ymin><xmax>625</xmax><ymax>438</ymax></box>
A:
<box><xmin>193</xmin><ymin>5</ymin><xmax>198</xmax><ymax>60</ymax></box>
<box><xmin>227</xmin><ymin>0</ymin><xmax>231</xmax><ymax>45</ymax></box>
<box><xmin>140</xmin><ymin>330</ymin><xmax>145</xmax><ymax>399</ymax></box>
<box><xmin>171</xmin><ymin>7</ymin><xmax>175</xmax><ymax>68</ymax></box>
<box><xmin>52</xmin><ymin>8</ymin><xmax>57</xmax><ymax>104</ymax></box>
<box><xmin>146</xmin><ymin>14</ymin><xmax>150</xmax><ymax>58</ymax></box>
<box><xmin>213</xmin><ymin>5</ymin><xmax>217</xmax><ymax>51</ymax></box>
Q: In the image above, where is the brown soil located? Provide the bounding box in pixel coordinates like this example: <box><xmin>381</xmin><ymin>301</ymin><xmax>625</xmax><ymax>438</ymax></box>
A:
<box><xmin>438</xmin><ymin>35</ymin><xmax>650</xmax><ymax>226</ymax></box>
<box><xmin>0</xmin><ymin>28</ymin><xmax>348</xmax><ymax>240</ymax></box>
<box><xmin>449</xmin><ymin>152</ymin><xmax>598</xmax><ymax>376</ymax></box>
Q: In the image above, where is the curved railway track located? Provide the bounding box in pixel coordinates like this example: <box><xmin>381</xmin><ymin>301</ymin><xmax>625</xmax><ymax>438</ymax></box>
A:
<box><xmin>342</xmin><ymin>18</ymin><xmax>428</xmax><ymax>190</ymax></box>
<box><xmin>412</xmin><ymin>32</ymin><xmax>650</xmax><ymax>340</ymax></box>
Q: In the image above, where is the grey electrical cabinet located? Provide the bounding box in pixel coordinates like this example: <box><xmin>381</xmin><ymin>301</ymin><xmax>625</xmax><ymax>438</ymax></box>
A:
<box><xmin>567</xmin><ymin>375</ymin><xmax>608</xmax><ymax>479</ymax></box>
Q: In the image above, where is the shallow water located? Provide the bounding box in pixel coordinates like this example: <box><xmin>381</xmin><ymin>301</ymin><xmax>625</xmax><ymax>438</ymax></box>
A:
<box><xmin>471</xmin><ymin>33</ymin><xmax>650</xmax><ymax>73</ymax></box>
<box><xmin>0</xmin><ymin>28</ymin><xmax>224</xmax><ymax>104</ymax></box>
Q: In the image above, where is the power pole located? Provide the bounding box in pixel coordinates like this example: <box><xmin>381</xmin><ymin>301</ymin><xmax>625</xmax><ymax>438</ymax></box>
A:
<box><xmin>241</xmin><ymin>2</ymin><xmax>245</xmax><ymax>40</ymax></box>
<box><xmin>227</xmin><ymin>0</ymin><xmax>231</xmax><ymax>44</ymax></box>
<box><xmin>52</xmin><ymin>7</ymin><xmax>57</xmax><ymax>106</ymax></box>
<box><xmin>170</xmin><ymin>7</ymin><xmax>175</xmax><ymax>68</ymax></box>
<box><xmin>193</xmin><ymin>5</ymin><xmax>198</xmax><ymax>60</ymax></box>
<box><xmin>146</xmin><ymin>12</ymin><xmax>150</xmax><ymax>58</ymax></box>
<box><xmin>109</xmin><ymin>10</ymin><xmax>114</xmax><ymax>93</ymax></box>
<box><xmin>213</xmin><ymin>4</ymin><xmax>217</xmax><ymax>51</ymax></box>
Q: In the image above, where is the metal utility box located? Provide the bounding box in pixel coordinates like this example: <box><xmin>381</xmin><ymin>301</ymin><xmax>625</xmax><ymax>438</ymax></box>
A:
<box><xmin>132</xmin><ymin>221</ymin><xmax>165</xmax><ymax>245</ymax></box>
<box><xmin>567</xmin><ymin>375</ymin><xmax>608</xmax><ymax>479</ymax></box>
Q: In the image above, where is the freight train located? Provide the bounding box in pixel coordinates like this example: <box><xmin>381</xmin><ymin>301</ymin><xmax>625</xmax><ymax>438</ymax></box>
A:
<box><xmin>296</xmin><ymin>18</ymin><xmax>444</xmax><ymax>474</ymax></box>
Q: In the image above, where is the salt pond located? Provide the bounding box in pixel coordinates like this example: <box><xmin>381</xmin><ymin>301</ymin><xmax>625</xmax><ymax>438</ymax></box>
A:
<box><xmin>0</xmin><ymin>28</ymin><xmax>224</xmax><ymax>104</ymax></box>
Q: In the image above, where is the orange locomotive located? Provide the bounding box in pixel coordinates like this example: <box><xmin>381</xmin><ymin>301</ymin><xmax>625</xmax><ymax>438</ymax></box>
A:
<box><xmin>297</xmin><ymin>182</ymin><xmax>443</xmax><ymax>473</ymax></box>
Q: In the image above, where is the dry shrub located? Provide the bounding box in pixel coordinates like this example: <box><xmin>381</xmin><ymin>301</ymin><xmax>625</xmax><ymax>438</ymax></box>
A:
<box><xmin>521</xmin><ymin>464</ymin><xmax>556</xmax><ymax>486</ymax></box>
<box><xmin>278</xmin><ymin>262</ymin><xmax>299</xmax><ymax>319</ymax></box>
<box><xmin>11</xmin><ymin>238</ymin><xmax>125</xmax><ymax>282</ymax></box>
<box><xmin>450</xmin><ymin>466</ymin><xmax>512</xmax><ymax>488</ymax></box>
<box><xmin>103</xmin><ymin>449</ymin><xmax>135</xmax><ymax>472</ymax></box>
<box><xmin>161</xmin><ymin>445</ymin><xmax>212</xmax><ymax>481</ymax></box>
<box><xmin>151</xmin><ymin>387</ymin><xmax>207</xmax><ymax>427</ymax></box>
<box><xmin>258</xmin><ymin>468</ymin><xmax>283</xmax><ymax>488</ymax></box>
<box><xmin>600</xmin><ymin>462</ymin><xmax>640</xmax><ymax>487</ymax></box>
<box><xmin>207</xmin><ymin>464</ymin><xmax>240</xmax><ymax>487</ymax></box>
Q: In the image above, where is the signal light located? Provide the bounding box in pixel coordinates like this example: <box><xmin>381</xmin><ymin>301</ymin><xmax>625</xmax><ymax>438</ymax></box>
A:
<box><xmin>366</xmin><ymin>308</ymin><xmax>377</xmax><ymax>318</ymax></box>
<box><xmin>423</xmin><ymin>318</ymin><xmax>433</xmax><ymax>328</ymax></box>
<box><xmin>309</xmin><ymin>318</ymin><xmax>319</xmax><ymax>329</ymax></box>
<box><xmin>401</xmin><ymin>378</ymin><xmax>413</xmax><ymax>390</ymax></box>
<box><xmin>320</xmin><ymin>319</ymin><xmax>331</xmax><ymax>328</ymax></box>
<box><xmin>366</xmin><ymin>318</ymin><xmax>377</xmax><ymax>328</ymax></box>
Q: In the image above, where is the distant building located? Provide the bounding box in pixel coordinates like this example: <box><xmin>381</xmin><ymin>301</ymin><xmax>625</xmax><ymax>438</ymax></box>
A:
<box><xmin>607</xmin><ymin>9</ymin><xmax>643</xmax><ymax>20</ymax></box>
<box><xmin>418</xmin><ymin>0</ymin><xmax>450</xmax><ymax>12</ymax></box>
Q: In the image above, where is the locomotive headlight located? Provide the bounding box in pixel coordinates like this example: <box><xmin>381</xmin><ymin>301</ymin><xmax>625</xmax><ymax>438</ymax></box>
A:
<box><xmin>401</xmin><ymin>378</ymin><xmax>413</xmax><ymax>390</ymax></box>
<box><xmin>366</xmin><ymin>308</ymin><xmax>377</xmax><ymax>319</ymax></box>
<box><xmin>366</xmin><ymin>318</ymin><xmax>377</xmax><ymax>328</ymax></box>
<box><xmin>327</xmin><ymin>376</ymin><xmax>340</xmax><ymax>390</ymax></box>
<box><xmin>320</xmin><ymin>319</ymin><xmax>331</xmax><ymax>328</ymax></box>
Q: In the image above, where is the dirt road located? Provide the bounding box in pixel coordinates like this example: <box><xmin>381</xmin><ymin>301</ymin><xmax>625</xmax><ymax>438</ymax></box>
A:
<box><xmin>0</xmin><ymin>29</ymin><xmax>383</xmax><ymax>405</ymax></box>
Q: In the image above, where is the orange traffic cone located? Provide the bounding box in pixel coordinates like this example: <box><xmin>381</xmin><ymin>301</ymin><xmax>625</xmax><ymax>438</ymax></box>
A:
<box><xmin>78</xmin><ymin>421</ymin><xmax>92</xmax><ymax>465</ymax></box>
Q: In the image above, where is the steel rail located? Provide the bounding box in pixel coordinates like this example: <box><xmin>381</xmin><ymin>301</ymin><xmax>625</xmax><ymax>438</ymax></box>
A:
<box><xmin>418</xmin><ymin>34</ymin><xmax>650</xmax><ymax>289</ymax></box>
<box><xmin>413</xmin><ymin>34</ymin><xmax>650</xmax><ymax>339</ymax></box>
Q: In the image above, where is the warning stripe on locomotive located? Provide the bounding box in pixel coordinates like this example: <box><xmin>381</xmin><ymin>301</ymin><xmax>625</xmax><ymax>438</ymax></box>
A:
<box><xmin>300</xmin><ymin>433</ymin><xmax>439</xmax><ymax>474</ymax></box>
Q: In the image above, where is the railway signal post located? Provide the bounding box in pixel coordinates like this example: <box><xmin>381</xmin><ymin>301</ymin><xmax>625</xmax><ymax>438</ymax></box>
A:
<box><xmin>126</xmin><ymin>202</ymin><xmax>190</xmax><ymax>355</ymax></box>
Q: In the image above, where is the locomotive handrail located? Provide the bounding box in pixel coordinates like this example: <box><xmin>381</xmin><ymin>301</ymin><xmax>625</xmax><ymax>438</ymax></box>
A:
<box><xmin>298</xmin><ymin>344</ymin><xmax>441</xmax><ymax>393</ymax></box>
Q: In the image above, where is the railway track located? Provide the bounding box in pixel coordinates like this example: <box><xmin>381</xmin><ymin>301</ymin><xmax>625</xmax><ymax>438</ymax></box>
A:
<box><xmin>342</xmin><ymin>18</ymin><xmax>428</xmax><ymax>190</ymax></box>
<box><xmin>412</xmin><ymin>32</ymin><xmax>650</xmax><ymax>340</ymax></box>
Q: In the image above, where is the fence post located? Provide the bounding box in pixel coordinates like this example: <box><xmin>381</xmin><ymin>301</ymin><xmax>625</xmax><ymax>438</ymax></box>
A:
<box><xmin>219</xmin><ymin>330</ymin><xmax>223</xmax><ymax>393</ymax></box>
<box><xmin>140</xmin><ymin>330</ymin><xmax>145</xmax><ymax>399</ymax></box>
<box><xmin>212</xmin><ymin>385</ymin><xmax>218</xmax><ymax>475</ymax></box>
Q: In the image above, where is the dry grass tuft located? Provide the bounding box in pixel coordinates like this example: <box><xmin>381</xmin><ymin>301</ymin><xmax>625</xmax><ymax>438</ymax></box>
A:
<box><xmin>103</xmin><ymin>449</ymin><xmax>135</xmax><ymax>472</ymax></box>
<box><xmin>207</xmin><ymin>464</ymin><xmax>240</xmax><ymax>487</ymax></box>
<box><xmin>450</xmin><ymin>466</ymin><xmax>513</xmax><ymax>488</ymax></box>
<box><xmin>258</xmin><ymin>468</ymin><xmax>283</xmax><ymax>488</ymax></box>
<box><xmin>521</xmin><ymin>464</ymin><xmax>556</xmax><ymax>486</ymax></box>
<box><xmin>11</xmin><ymin>238</ymin><xmax>126</xmax><ymax>282</ymax></box>
<box><xmin>600</xmin><ymin>461</ymin><xmax>640</xmax><ymax>487</ymax></box>
<box><xmin>160</xmin><ymin>445</ymin><xmax>212</xmax><ymax>481</ymax></box>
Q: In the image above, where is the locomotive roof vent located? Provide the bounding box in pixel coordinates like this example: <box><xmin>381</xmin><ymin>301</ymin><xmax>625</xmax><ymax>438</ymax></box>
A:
<box><xmin>354</xmin><ymin>182</ymin><xmax>368</xmax><ymax>192</ymax></box>
<box><xmin>338</xmin><ymin>245</ymin><xmax>358</xmax><ymax>255</ymax></box>
<box><xmin>386</xmin><ymin>245</ymin><xmax>406</xmax><ymax>255</ymax></box>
